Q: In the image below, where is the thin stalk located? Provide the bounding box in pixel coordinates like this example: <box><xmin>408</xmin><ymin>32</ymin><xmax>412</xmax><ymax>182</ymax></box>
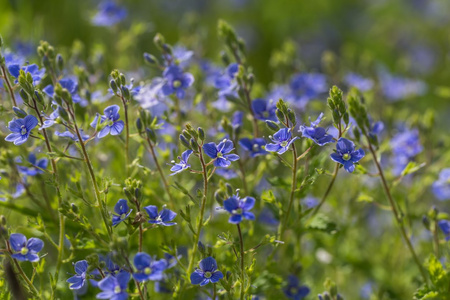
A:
<box><xmin>213</xmin><ymin>284</ymin><xmax>217</xmax><ymax>300</ymax></box>
<box><xmin>237</xmin><ymin>224</ymin><xmax>245</xmax><ymax>300</ymax></box>
<box><xmin>67</xmin><ymin>104</ymin><xmax>112</xmax><ymax>239</ymax></box>
<box><xmin>278</xmin><ymin>143</ymin><xmax>298</xmax><ymax>238</ymax></box>
<box><xmin>139</xmin><ymin>224</ymin><xmax>143</xmax><ymax>252</ymax></box>
<box><xmin>433</xmin><ymin>221</ymin><xmax>440</xmax><ymax>258</ymax></box>
<box><xmin>1</xmin><ymin>64</ymin><xmax>17</xmax><ymax>107</ymax></box>
<box><xmin>145</xmin><ymin>137</ymin><xmax>175</xmax><ymax>208</ymax></box>
<box><xmin>12</xmin><ymin>258</ymin><xmax>40</xmax><ymax>298</ymax></box>
<box><xmin>186</xmin><ymin>146</ymin><xmax>209</xmax><ymax>275</ymax></box>
<box><xmin>30</xmin><ymin>97</ymin><xmax>65</xmax><ymax>285</ymax></box>
<box><xmin>366</xmin><ymin>138</ymin><xmax>428</xmax><ymax>283</ymax></box>
<box><xmin>308</xmin><ymin>163</ymin><xmax>339</xmax><ymax>221</ymax></box>
<box><xmin>120</xmin><ymin>96</ymin><xmax>130</xmax><ymax>175</ymax></box>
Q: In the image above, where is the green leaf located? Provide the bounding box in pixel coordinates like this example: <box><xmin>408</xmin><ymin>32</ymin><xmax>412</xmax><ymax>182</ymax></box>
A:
<box><xmin>306</xmin><ymin>214</ymin><xmax>338</xmax><ymax>234</ymax></box>
<box><xmin>401</xmin><ymin>161</ymin><xmax>426</xmax><ymax>177</ymax></box>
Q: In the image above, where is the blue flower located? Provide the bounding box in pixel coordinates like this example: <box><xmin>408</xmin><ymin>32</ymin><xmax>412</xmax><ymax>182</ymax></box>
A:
<box><xmin>432</xmin><ymin>169</ymin><xmax>450</xmax><ymax>201</ymax></box>
<box><xmin>144</xmin><ymin>205</ymin><xmax>177</xmax><ymax>226</ymax></box>
<box><xmin>223</xmin><ymin>194</ymin><xmax>255</xmax><ymax>224</ymax></box>
<box><xmin>190</xmin><ymin>257</ymin><xmax>223</xmax><ymax>286</ymax></box>
<box><xmin>55</xmin><ymin>130</ymin><xmax>89</xmax><ymax>142</ymax></box>
<box><xmin>91</xmin><ymin>105</ymin><xmax>125</xmax><ymax>138</ymax></box>
<box><xmin>161</xmin><ymin>65</ymin><xmax>194</xmax><ymax>99</ymax></box>
<box><xmin>215</xmin><ymin>168</ymin><xmax>239</xmax><ymax>180</ymax></box>
<box><xmin>17</xmin><ymin>153</ymin><xmax>48</xmax><ymax>176</ymax></box>
<box><xmin>438</xmin><ymin>220</ymin><xmax>450</xmax><ymax>241</ymax></box>
<box><xmin>390</xmin><ymin>128</ymin><xmax>422</xmax><ymax>175</ymax></box>
<box><xmin>92</xmin><ymin>1</ymin><xmax>127</xmax><ymax>27</ymax></box>
<box><xmin>251</xmin><ymin>99</ymin><xmax>277</xmax><ymax>122</ymax></box>
<box><xmin>283</xmin><ymin>275</ymin><xmax>310</xmax><ymax>300</ymax></box>
<box><xmin>203</xmin><ymin>139</ymin><xmax>240</xmax><ymax>168</ymax></box>
<box><xmin>299</xmin><ymin>113</ymin><xmax>334</xmax><ymax>146</ymax></box>
<box><xmin>163</xmin><ymin>45</ymin><xmax>194</xmax><ymax>67</ymax></box>
<box><xmin>290</xmin><ymin>73</ymin><xmax>327</xmax><ymax>103</ymax></box>
<box><xmin>344</xmin><ymin>73</ymin><xmax>374</xmax><ymax>92</ymax></box>
<box><xmin>43</xmin><ymin>78</ymin><xmax>86</xmax><ymax>106</ymax></box>
<box><xmin>265</xmin><ymin>128</ymin><xmax>299</xmax><ymax>155</ymax></box>
<box><xmin>8</xmin><ymin>64</ymin><xmax>45</xmax><ymax>85</ymax></box>
<box><xmin>302</xmin><ymin>195</ymin><xmax>319</xmax><ymax>209</ymax></box>
<box><xmin>170</xmin><ymin>150</ymin><xmax>193</xmax><ymax>175</ymax></box>
<box><xmin>9</xmin><ymin>233</ymin><xmax>44</xmax><ymax>262</ymax></box>
<box><xmin>133</xmin><ymin>252</ymin><xmax>167</xmax><ymax>282</ymax></box>
<box><xmin>239</xmin><ymin>138</ymin><xmax>267</xmax><ymax>157</ymax></box>
<box><xmin>40</xmin><ymin>108</ymin><xmax>59</xmax><ymax>129</ymax></box>
<box><xmin>369</xmin><ymin>121</ymin><xmax>384</xmax><ymax>139</ymax></box>
<box><xmin>112</xmin><ymin>199</ymin><xmax>132</xmax><ymax>226</ymax></box>
<box><xmin>96</xmin><ymin>272</ymin><xmax>130</xmax><ymax>300</ymax></box>
<box><xmin>330</xmin><ymin>138</ymin><xmax>365</xmax><ymax>173</ymax></box>
<box><xmin>5</xmin><ymin>115</ymin><xmax>38</xmax><ymax>146</ymax></box>
<box><xmin>231</xmin><ymin>111</ymin><xmax>244</xmax><ymax>131</ymax></box>
<box><xmin>379</xmin><ymin>71</ymin><xmax>426</xmax><ymax>101</ymax></box>
<box><xmin>67</xmin><ymin>260</ymin><xmax>88</xmax><ymax>290</ymax></box>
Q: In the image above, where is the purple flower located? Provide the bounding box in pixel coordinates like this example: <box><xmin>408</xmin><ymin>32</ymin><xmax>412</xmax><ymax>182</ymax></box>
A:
<box><xmin>438</xmin><ymin>220</ymin><xmax>450</xmax><ymax>241</ymax></box>
<box><xmin>390</xmin><ymin>128</ymin><xmax>422</xmax><ymax>175</ymax></box>
<box><xmin>161</xmin><ymin>65</ymin><xmax>194</xmax><ymax>99</ymax></box>
<box><xmin>96</xmin><ymin>272</ymin><xmax>130</xmax><ymax>300</ymax></box>
<box><xmin>223</xmin><ymin>194</ymin><xmax>255</xmax><ymax>224</ymax></box>
<box><xmin>17</xmin><ymin>153</ymin><xmax>48</xmax><ymax>176</ymax></box>
<box><xmin>283</xmin><ymin>275</ymin><xmax>310</xmax><ymax>300</ymax></box>
<box><xmin>190</xmin><ymin>257</ymin><xmax>223</xmax><ymax>286</ymax></box>
<box><xmin>144</xmin><ymin>205</ymin><xmax>177</xmax><ymax>226</ymax></box>
<box><xmin>112</xmin><ymin>199</ymin><xmax>132</xmax><ymax>226</ymax></box>
<box><xmin>251</xmin><ymin>99</ymin><xmax>277</xmax><ymax>122</ymax></box>
<box><xmin>299</xmin><ymin>113</ymin><xmax>334</xmax><ymax>146</ymax></box>
<box><xmin>91</xmin><ymin>105</ymin><xmax>124</xmax><ymax>138</ymax></box>
<box><xmin>92</xmin><ymin>1</ymin><xmax>127</xmax><ymax>27</ymax></box>
<box><xmin>170</xmin><ymin>150</ymin><xmax>193</xmax><ymax>175</ymax></box>
<box><xmin>8</xmin><ymin>64</ymin><xmax>45</xmax><ymax>85</ymax></box>
<box><xmin>54</xmin><ymin>130</ymin><xmax>89</xmax><ymax>142</ymax></box>
<box><xmin>40</xmin><ymin>108</ymin><xmax>59</xmax><ymax>129</ymax></box>
<box><xmin>345</xmin><ymin>73</ymin><xmax>374</xmax><ymax>92</ymax></box>
<box><xmin>379</xmin><ymin>72</ymin><xmax>427</xmax><ymax>101</ymax></box>
<box><xmin>5</xmin><ymin>115</ymin><xmax>38</xmax><ymax>146</ymax></box>
<box><xmin>43</xmin><ymin>78</ymin><xmax>86</xmax><ymax>105</ymax></box>
<box><xmin>67</xmin><ymin>260</ymin><xmax>88</xmax><ymax>290</ymax></box>
<box><xmin>432</xmin><ymin>169</ymin><xmax>450</xmax><ymax>201</ymax></box>
<box><xmin>203</xmin><ymin>139</ymin><xmax>240</xmax><ymax>168</ymax></box>
<box><xmin>290</xmin><ymin>73</ymin><xmax>327</xmax><ymax>104</ymax></box>
<box><xmin>239</xmin><ymin>138</ymin><xmax>267</xmax><ymax>157</ymax></box>
<box><xmin>133</xmin><ymin>252</ymin><xmax>167</xmax><ymax>282</ymax></box>
<box><xmin>265</xmin><ymin>128</ymin><xmax>299</xmax><ymax>155</ymax></box>
<box><xmin>9</xmin><ymin>233</ymin><xmax>44</xmax><ymax>262</ymax></box>
<box><xmin>330</xmin><ymin>138</ymin><xmax>365</xmax><ymax>173</ymax></box>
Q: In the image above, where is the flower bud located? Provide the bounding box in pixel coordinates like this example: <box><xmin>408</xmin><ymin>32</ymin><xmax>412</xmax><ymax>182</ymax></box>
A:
<box><xmin>13</xmin><ymin>107</ymin><xmax>27</xmax><ymax>118</ymax></box>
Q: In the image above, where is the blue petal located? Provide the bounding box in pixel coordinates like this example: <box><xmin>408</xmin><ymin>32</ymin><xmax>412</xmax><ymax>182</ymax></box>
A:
<box><xmin>114</xmin><ymin>199</ymin><xmax>129</xmax><ymax>215</ymax></box>
<box><xmin>330</xmin><ymin>153</ymin><xmax>345</xmax><ymax>165</ymax></box>
<box><xmin>190</xmin><ymin>270</ymin><xmax>204</xmax><ymax>285</ymax></box>
<box><xmin>350</xmin><ymin>148</ymin><xmax>365</xmax><ymax>162</ymax></box>
<box><xmin>199</xmin><ymin>256</ymin><xmax>218</xmax><ymax>272</ymax></box>
<box><xmin>98</xmin><ymin>126</ymin><xmax>111</xmax><ymax>139</ymax></box>
<box><xmin>27</xmin><ymin>237</ymin><xmax>44</xmax><ymax>253</ymax></box>
<box><xmin>10</xmin><ymin>234</ymin><xmax>26</xmax><ymax>252</ymax></box>
<box><xmin>144</xmin><ymin>205</ymin><xmax>159</xmax><ymax>219</ymax></box>
<box><xmin>243</xmin><ymin>212</ymin><xmax>255</xmax><ymax>221</ymax></box>
<box><xmin>223</xmin><ymin>196</ymin><xmax>240</xmax><ymax>213</ymax></box>
<box><xmin>265</xmin><ymin>143</ymin><xmax>281</xmax><ymax>153</ymax></box>
<box><xmin>210</xmin><ymin>271</ymin><xmax>223</xmax><ymax>283</ymax></box>
<box><xmin>344</xmin><ymin>161</ymin><xmax>356</xmax><ymax>173</ymax></box>
<box><xmin>74</xmin><ymin>260</ymin><xmax>88</xmax><ymax>275</ymax></box>
<box><xmin>241</xmin><ymin>197</ymin><xmax>255</xmax><ymax>211</ymax></box>
<box><xmin>229</xmin><ymin>214</ymin><xmax>242</xmax><ymax>224</ymax></box>
<box><xmin>217</xmin><ymin>140</ymin><xmax>234</xmax><ymax>154</ymax></box>
<box><xmin>336</xmin><ymin>138</ymin><xmax>355</xmax><ymax>153</ymax></box>
<box><xmin>134</xmin><ymin>252</ymin><xmax>152</xmax><ymax>270</ymax></box>
<box><xmin>203</xmin><ymin>143</ymin><xmax>218</xmax><ymax>159</ymax></box>
<box><xmin>214</xmin><ymin>157</ymin><xmax>231</xmax><ymax>168</ymax></box>
<box><xmin>160</xmin><ymin>208</ymin><xmax>177</xmax><ymax>223</ymax></box>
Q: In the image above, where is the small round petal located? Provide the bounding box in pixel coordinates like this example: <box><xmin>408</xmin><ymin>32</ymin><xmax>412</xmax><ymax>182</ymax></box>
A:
<box><xmin>265</xmin><ymin>143</ymin><xmax>281</xmax><ymax>153</ymax></box>
<box><xmin>10</xmin><ymin>233</ymin><xmax>27</xmax><ymax>252</ymax></box>
<box><xmin>134</xmin><ymin>252</ymin><xmax>152</xmax><ymax>270</ymax></box>
<box><xmin>110</xmin><ymin>121</ymin><xmax>124</xmax><ymax>135</ymax></box>
<box><xmin>330</xmin><ymin>153</ymin><xmax>345</xmax><ymax>165</ymax></box>
<box><xmin>242</xmin><ymin>212</ymin><xmax>255</xmax><ymax>221</ymax></box>
<box><xmin>336</xmin><ymin>138</ymin><xmax>355</xmax><ymax>153</ymax></box>
<box><xmin>160</xmin><ymin>208</ymin><xmax>177</xmax><ymax>222</ymax></box>
<box><xmin>203</xmin><ymin>143</ymin><xmax>218</xmax><ymax>159</ymax></box>
<box><xmin>344</xmin><ymin>161</ymin><xmax>356</xmax><ymax>173</ymax></box>
<box><xmin>241</xmin><ymin>197</ymin><xmax>255</xmax><ymax>211</ymax></box>
<box><xmin>229</xmin><ymin>214</ymin><xmax>243</xmax><ymax>224</ymax></box>
<box><xmin>144</xmin><ymin>205</ymin><xmax>159</xmax><ymax>219</ymax></box>
<box><xmin>199</xmin><ymin>256</ymin><xmax>218</xmax><ymax>272</ymax></box>
<box><xmin>190</xmin><ymin>271</ymin><xmax>204</xmax><ymax>285</ymax></box>
<box><xmin>223</xmin><ymin>196</ymin><xmax>240</xmax><ymax>213</ymax></box>
<box><xmin>210</xmin><ymin>271</ymin><xmax>224</xmax><ymax>283</ymax></box>
<box><xmin>24</xmin><ymin>115</ymin><xmax>38</xmax><ymax>130</ymax></box>
<box><xmin>74</xmin><ymin>260</ymin><xmax>88</xmax><ymax>275</ymax></box>
<box><xmin>350</xmin><ymin>148</ymin><xmax>365</xmax><ymax>162</ymax></box>
<box><xmin>217</xmin><ymin>140</ymin><xmax>234</xmax><ymax>154</ymax></box>
<box><xmin>114</xmin><ymin>199</ymin><xmax>129</xmax><ymax>215</ymax></box>
<box><xmin>224</xmin><ymin>154</ymin><xmax>239</xmax><ymax>161</ymax></box>
<box><xmin>214</xmin><ymin>157</ymin><xmax>231</xmax><ymax>168</ymax></box>
<box><xmin>98</xmin><ymin>126</ymin><xmax>111</xmax><ymax>139</ymax></box>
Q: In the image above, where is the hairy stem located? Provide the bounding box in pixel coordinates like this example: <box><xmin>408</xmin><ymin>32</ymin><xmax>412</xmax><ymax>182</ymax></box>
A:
<box><xmin>0</xmin><ymin>64</ymin><xmax>17</xmax><ymax>107</ymax></box>
<box><xmin>366</xmin><ymin>137</ymin><xmax>428</xmax><ymax>283</ymax></box>
<box><xmin>237</xmin><ymin>224</ymin><xmax>245</xmax><ymax>300</ymax></box>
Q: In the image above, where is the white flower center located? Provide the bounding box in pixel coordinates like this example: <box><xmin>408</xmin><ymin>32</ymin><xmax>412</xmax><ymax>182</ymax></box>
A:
<box><xmin>20</xmin><ymin>125</ymin><xmax>27</xmax><ymax>135</ymax></box>
<box><xmin>173</xmin><ymin>79</ymin><xmax>182</xmax><ymax>88</ymax></box>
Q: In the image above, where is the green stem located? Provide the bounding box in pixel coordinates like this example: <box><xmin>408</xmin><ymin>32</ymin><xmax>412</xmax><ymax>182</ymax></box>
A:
<box><xmin>278</xmin><ymin>142</ymin><xmax>298</xmax><ymax>239</ymax></box>
<box><xmin>30</xmin><ymin>97</ymin><xmax>65</xmax><ymax>288</ymax></box>
<box><xmin>68</xmin><ymin>104</ymin><xmax>112</xmax><ymax>239</ymax></box>
<box><xmin>307</xmin><ymin>163</ymin><xmax>339</xmax><ymax>221</ymax></box>
<box><xmin>186</xmin><ymin>146</ymin><xmax>209</xmax><ymax>275</ymax></box>
<box><xmin>12</xmin><ymin>257</ymin><xmax>41</xmax><ymax>298</ymax></box>
<box><xmin>213</xmin><ymin>283</ymin><xmax>217</xmax><ymax>300</ymax></box>
<box><xmin>145</xmin><ymin>137</ymin><xmax>175</xmax><ymax>208</ymax></box>
<box><xmin>366</xmin><ymin>137</ymin><xmax>428</xmax><ymax>283</ymax></box>
<box><xmin>0</xmin><ymin>64</ymin><xmax>17</xmax><ymax>107</ymax></box>
<box><xmin>237</xmin><ymin>224</ymin><xmax>245</xmax><ymax>300</ymax></box>
<box><xmin>120</xmin><ymin>96</ymin><xmax>130</xmax><ymax>175</ymax></box>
